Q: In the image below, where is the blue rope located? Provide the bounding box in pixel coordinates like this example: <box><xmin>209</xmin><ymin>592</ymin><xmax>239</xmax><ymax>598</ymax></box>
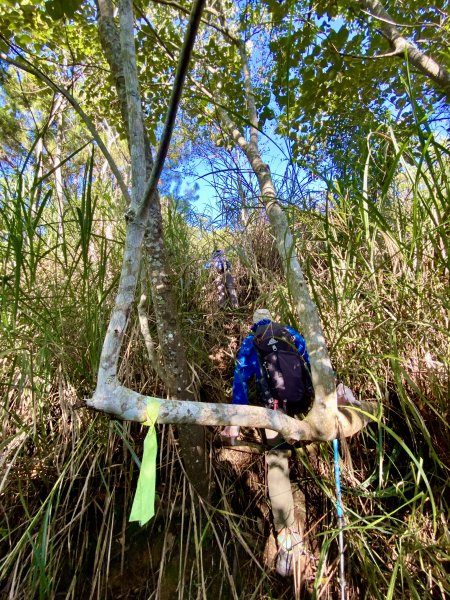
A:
<box><xmin>333</xmin><ymin>439</ymin><xmax>344</xmax><ymax>518</ymax></box>
<box><xmin>333</xmin><ymin>438</ymin><xmax>347</xmax><ymax>600</ymax></box>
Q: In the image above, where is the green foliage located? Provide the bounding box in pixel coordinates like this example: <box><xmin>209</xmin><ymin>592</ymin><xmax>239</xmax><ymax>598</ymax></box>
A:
<box><xmin>45</xmin><ymin>0</ymin><xmax>83</xmax><ymax>20</ymax></box>
<box><xmin>0</xmin><ymin>1</ymin><xmax>449</xmax><ymax>598</ymax></box>
<box><xmin>0</xmin><ymin>120</ymin><xmax>449</xmax><ymax>596</ymax></box>
<box><xmin>263</xmin><ymin>0</ymin><xmax>450</xmax><ymax>178</ymax></box>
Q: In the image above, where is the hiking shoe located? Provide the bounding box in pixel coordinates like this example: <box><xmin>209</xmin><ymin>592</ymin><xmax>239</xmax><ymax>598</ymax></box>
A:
<box><xmin>276</xmin><ymin>530</ymin><xmax>303</xmax><ymax>577</ymax></box>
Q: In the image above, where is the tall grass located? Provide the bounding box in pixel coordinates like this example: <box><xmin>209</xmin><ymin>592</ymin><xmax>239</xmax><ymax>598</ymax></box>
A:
<box><xmin>0</xmin><ymin>113</ymin><xmax>449</xmax><ymax>599</ymax></box>
<box><xmin>0</xmin><ymin>157</ymin><xmax>132</xmax><ymax>599</ymax></box>
<box><xmin>291</xmin><ymin>114</ymin><xmax>450</xmax><ymax>598</ymax></box>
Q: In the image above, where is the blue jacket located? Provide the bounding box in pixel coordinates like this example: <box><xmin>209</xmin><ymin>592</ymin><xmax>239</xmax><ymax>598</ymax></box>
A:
<box><xmin>204</xmin><ymin>252</ymin><xmax>231</xmax><ymax>273</ymax></box>
<box><xmin>232</xmin><ymin>319</ymin><xmax>310</xmax><ymax>405</ymax></box>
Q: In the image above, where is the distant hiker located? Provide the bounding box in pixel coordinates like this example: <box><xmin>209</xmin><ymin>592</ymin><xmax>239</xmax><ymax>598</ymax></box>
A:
<box><xmin>205</xmin><ymin>249</ymin><xmax>239</xmax><ymax>308</ymax></box>
<box><xmin>221</xmin><ymin>308</ymin><xmax>312</xmax><ymax>577</ymax></box>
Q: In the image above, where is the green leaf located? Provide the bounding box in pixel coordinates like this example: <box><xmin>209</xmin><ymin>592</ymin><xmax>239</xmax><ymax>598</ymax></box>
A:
<box><xmin>63</xmin><ymin>0</ymin><xmax>83</xmax><ymax>18</ymax></box>
<box><xmin>16</xmin><ymin>33</ymin><xmax>33</xmax><ymax>46</ymax></box>
<box><xmin>45</xmin><ymin>0</ymin><xmax>64</xmax><ymax>20</ymax></box>
<box><xmin>44</xmin><ymin>0</ymin><xmax>81</xmax><ymax>20</ymax></box>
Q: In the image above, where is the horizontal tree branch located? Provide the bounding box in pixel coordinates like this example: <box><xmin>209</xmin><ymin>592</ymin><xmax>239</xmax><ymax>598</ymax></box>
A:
<box><xmin>339</xmin><ymin>49</ymin><xmax>403</xmax><ymax>60</ymax></box>
<box><xmin>87</xmin><ymin>384</ymin><xmax>377</xmax><ymax>442</ymax></box>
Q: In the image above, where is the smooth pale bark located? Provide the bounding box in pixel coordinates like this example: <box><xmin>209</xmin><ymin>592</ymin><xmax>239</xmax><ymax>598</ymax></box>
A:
<box><xmin>95</xmin><ymin>0</ymin><xmax>209</xmax><ymax>496</ymax></box>
<box><xmin>97</xmin><ymin>0</ymin><xmax>155</xmax><ymax>178</ymax></box>
<box><xmin>216</xmin><ymin>37</ymin><xmax>338</xmax><ymax>440</ymax></box>
<box><xmin>95</xmin><ymin>0</ymin><xmax>149</xmax><ymax>390</ymax></box>
<box><xmin>360</xmin><ymin>0</ymin><xmax>450</xmax><ymax>98</ymax></box>
<box><xmin>87</xmin><ymin>386</ymin><xmax>377</xmax><ymax>442</ymax></box>
<box><xmin>97</xmin><ymin>0</ymin><xmax>130</xmax><ymax>143</ymax></box>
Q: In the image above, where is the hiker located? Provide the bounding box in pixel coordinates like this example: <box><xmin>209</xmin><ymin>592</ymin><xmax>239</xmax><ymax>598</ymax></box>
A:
<box><xmin>221</xmin><ymin>308</ymin><xmax>313</xmax><ymax>577</ymax></box>
<box><xmin>205</xmin><ymin>249</ymin><xmax>239</xmax><ymax>308</ymax></box>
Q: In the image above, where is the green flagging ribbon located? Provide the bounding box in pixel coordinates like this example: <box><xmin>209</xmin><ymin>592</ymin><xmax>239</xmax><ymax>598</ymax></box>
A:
<box><xmin>129</xmin><ymin>399</ymin><xmax>160</xmax><ymax>526</ymax></box>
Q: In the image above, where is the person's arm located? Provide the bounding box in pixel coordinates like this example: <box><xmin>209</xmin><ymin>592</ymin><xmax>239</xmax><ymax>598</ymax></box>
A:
<box><xmin>231</xmin><ymin>336</ymin><xmax>255</xmax><ymax>405</ymax></box>
<box><xmin>336</xmin><ymin>382</ymin><xmax>360</xmax><ymax>405</ymax></box>
<box><xmin>286</xmin><ymin>326</ymin><xmax>310</xmax><ymax>368</ymax></box>
<box><xmin>221</xmin><ymin>336</ymin><xmax>257</xmax><ymax>441</ymax></box>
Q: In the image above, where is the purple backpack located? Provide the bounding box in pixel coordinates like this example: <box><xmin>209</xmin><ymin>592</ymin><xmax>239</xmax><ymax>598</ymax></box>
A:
<box><xmin>211</xmin><ymin>251</ymin><xmax>231</xmax><ymax>273</ymax></box>
<box><xmin>253</xmin><ymin>322</ymin><xmax>313</xmax><ymax>416</ymax></box>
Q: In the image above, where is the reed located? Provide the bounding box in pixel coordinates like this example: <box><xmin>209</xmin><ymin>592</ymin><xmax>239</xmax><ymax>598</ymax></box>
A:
<box><xmin>0</xmin><ymin>113</ymin><xmax>448</xmax><ymax>599</ymax></box>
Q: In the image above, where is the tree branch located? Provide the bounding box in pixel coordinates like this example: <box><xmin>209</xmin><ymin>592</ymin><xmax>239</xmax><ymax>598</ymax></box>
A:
<box><xmin>119</xmin><ymin>0</ymin><xmax>147</xmax><ymax>211</ymax></box>
<box><xmin>136</xmin><ymin>0</ymin><xmax>206</xmax><ymax>218</ymax></box>
<box><xmin>339</xmin><ymin>49</ymin><xmax>403</xmax><ymax>60</ymax></box>
<box><xmin>359</xmin><ymin>0</ymin><xmax>450</xmax><ymax>98</ymax></box>
<box><xmin>87</xmin><ymin>384</ymin><xmax>377</xmax><ymax>442</ymax></box>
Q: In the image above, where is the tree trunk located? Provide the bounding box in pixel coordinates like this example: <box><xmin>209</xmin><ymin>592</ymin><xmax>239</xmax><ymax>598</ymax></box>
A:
<box><xmin>215</xmin><ymin>36</ymin><xmax>338</xmax><ymax>440</ymax></box>
<box><xmin>94</xmin><ymin>0</ymin><xmax>209</xmax><ymax>497</ymax></box>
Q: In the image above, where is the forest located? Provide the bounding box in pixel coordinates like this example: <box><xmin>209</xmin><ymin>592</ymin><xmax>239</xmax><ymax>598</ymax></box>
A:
<box><xmin>0</xmin><ymin>0</ymin><xmax>449</xmax><ymax>598</ymax></box>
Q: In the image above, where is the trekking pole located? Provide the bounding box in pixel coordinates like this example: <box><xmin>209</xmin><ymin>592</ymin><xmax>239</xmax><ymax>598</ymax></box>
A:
<box><xmin>333</xmin><ymin>438</ymin><xmax>347</xmax><ymax>600</ymax></box>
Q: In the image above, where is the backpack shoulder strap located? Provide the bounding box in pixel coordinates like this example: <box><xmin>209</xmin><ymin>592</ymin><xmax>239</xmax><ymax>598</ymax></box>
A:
<box><xmin>253</xmin><ymin>347</ymin><xmax>274</xmax><ymax>408</ymax></box>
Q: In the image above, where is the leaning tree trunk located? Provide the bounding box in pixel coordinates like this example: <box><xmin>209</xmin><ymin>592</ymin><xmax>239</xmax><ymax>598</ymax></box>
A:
<box><xmin>94</xmin><ymin>0</ymin><xmax>208</xmax><ymax>497</ymax></box>
<box><xmin>205</xmin><ymin>18</ymin><xmax>339</xmax><ymax>440</ymax></box>
<box><xmin>188</xmin><ymin>20</ymin><xmax>340</xmax><ymax>438</ymax></box>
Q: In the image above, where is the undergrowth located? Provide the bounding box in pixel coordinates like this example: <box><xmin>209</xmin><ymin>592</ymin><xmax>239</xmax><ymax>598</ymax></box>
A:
<box><xmin>0</xmin><ymin>117</ymin><xmax>449</xmax><ymax>599</ymax></box>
